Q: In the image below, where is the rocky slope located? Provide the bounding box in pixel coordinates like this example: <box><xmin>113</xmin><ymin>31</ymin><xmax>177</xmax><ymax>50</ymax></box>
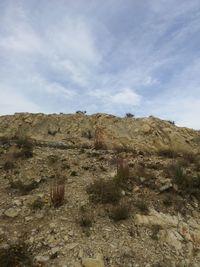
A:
<box><xmin>0</xmin><ymin>113</ymin><xmax>200</xmax><ymax>267</ymax></box>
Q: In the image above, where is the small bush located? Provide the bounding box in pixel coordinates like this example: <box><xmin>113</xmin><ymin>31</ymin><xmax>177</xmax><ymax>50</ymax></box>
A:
<box><xmin>50</xmin><ymin>179</ymin><xmax>65</xmax><ymax>207</ymax></box>
<box><xmin>135</xmin><ymin>200</ymin><xmax>149</xmax><ymax>214</ymax></box>
<box><xmin>14</xmin><ymin>138</ymin><xmax>33</xmax><ymax>159</ymax></box>
<box><xmin>109</xmin><ymin>203</ymin><xmax>130</xmax><ymax>221</ymax></box>
<box><xmin>3</xmin><ymin>161</ymin><xmax>15</xmax><ymax>171</ymax></box>
<box><xmin>86</xmin><ymin>179</ymin><xmax>121</xmax><ymax>204</ymax></box>
<box><xmin>125</xmin><ymin>113</ymin><xmax>134</xmax><ymax>118</ymax></box>
<box><xmin>163</xmin><ymin>197</ymin><xmax>172</xmax><ymax>207</ymax></box>
<box><xmin>169</xmin><ymin>162</ymin><xmax>200</xmax><ymax>198</ymax></box>
<box><xmin>0</xmin><ymin>242</ymin><xmax>35</xmax><ymax>267</ymax></box>
<box><xmin>30</xmin><ymin>197</ymin><xmax>45</xmax><ymax>210</ymax></box>
<box><xmin>79</xmin><ymin>212</ymin><xmax>93</xmax><ymax>228</ymax></box>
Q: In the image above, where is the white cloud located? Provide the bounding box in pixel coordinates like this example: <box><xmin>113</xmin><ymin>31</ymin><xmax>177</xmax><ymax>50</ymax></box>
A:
<box><xmin>112</xmin><ymin>88</ymin><xmax>141</xmax><ymax>105</ymax></box>
<box><xmin>89</xmin><ymin>88</ymin><xmax>141</xmax><ymax>106</ymax></box>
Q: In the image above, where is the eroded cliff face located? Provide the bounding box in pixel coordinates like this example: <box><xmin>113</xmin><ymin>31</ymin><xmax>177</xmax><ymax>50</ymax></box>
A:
<box><xmin>0</xmin><ymin>113</ymin><xmax>199</xmax><ymax>153</ymax></box>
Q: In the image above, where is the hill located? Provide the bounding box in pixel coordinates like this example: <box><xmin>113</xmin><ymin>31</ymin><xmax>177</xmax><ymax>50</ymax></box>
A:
<box><xmin>0</xmin><ymin>113</ymin><xmax>200</xmax><ymax>267</ymax></box>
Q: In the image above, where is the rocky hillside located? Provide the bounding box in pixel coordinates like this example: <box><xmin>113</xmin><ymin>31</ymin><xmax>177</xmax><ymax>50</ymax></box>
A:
<box><xmin>0</xmin><ymin>113</ymin><xmax>200</xmax><ymax>267</ymax></box>
<box><xmin>0</xmin><ymin>113</ymin><xmax>199</xmax><ymax>153</ymax></box>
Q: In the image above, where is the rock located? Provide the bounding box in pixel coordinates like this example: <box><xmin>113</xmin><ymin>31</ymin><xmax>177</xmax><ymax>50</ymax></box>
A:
<box><xmin>4</xmin><ymin>208</ymin><xmax>20</xmax><ymax>218</ymax></box>
<box><xmin>82</xmin><ymin>257</ymin><xmax>104</xmax><ymax>267</ymax></box>
<box><xmin>159</xmin><ymin>183</ymin><xmax>173</xmax><ymax>192</ymax></box>
<box><xmin>66</xmin><ymin>243</ymin><xmax>78</xmax><ymax>250</ymax></box>
<box><xmin>34</xmin><ymin>255</ymin><xmax>50</xmax><ymax>263</ymax></box>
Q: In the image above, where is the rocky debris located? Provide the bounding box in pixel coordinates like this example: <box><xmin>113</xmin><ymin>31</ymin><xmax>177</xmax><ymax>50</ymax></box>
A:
<box><xmin>0</xmin><ymin>113</ymin><xmax>200</xmax><ymax>266</ymax></box>
<box><xmin>4</xmin><ymin>207</ymin><xmax>20</xmax><ymax>218</ymax></box>
<box><xmin>135</xmin><ymin>209</ymin><xmax>200</xmax><ymax>250</ymax></box>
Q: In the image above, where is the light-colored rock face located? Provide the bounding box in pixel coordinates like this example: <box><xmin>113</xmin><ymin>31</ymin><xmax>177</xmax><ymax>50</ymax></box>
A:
<box><xmin>0</xmin><ymin>113</ymin><xmax>199</xmax><ymax>153</ymax></box>
<box><xmin>82</xmin><ymin>258</ymin><xmax>104</xmax><ymax>267</ymax></box>
<box><xmin>135</xmin><ymin>209</ymin><xmax>200</xmax><ymax>250</ymax></box>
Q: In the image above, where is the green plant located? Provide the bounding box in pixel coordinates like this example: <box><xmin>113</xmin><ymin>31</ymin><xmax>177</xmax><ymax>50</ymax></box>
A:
<box><xmin>109</xmin><ymin>202</ymin><xmax>130</xmax><ymax>221</ymax></box>
<box><xmin>50</xmin><ymin>179</ymin><xmax>65</xmax><ymax>207</ymax></box>
<box><xmin>86</xmin><ymin>179</ymin><xmax>121</xmax><ymax>204</ymax></box>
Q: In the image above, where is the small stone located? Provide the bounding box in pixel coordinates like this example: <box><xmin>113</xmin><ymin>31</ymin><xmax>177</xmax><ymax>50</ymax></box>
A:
<box><xmin>4</xmin><ymin>208</ymin><xmax>20</xmax><ymax>218</ymax></box>
<box><xmin>159</xmin><ymin>183</ymin><xmax>172</xmax><ymax>192</ymax></box>
<box><xmin>35</xmin><ymin>255</ymin><xmax>50</xmax><ymax>263</ymax></box>
<box><xmin>51</xmin><ymin>246</ymin><xmax>60</xmax><ymax>255</ymax></box>
<box><xmin>66</xmin><ymin>243</ymin><xmax>78</xmax><ymax>250</ymax></box>
<box><xmin>68</xmin><ymin>230</ymin><xmax>74</xmax><ymax>236</ymax></box>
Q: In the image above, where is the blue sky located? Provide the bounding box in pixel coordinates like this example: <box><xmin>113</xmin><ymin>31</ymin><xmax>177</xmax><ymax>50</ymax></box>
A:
<box><xmin>0</xmin><ymin>0</ymin><xmax>200</xmax><ymax>129</ymax></box>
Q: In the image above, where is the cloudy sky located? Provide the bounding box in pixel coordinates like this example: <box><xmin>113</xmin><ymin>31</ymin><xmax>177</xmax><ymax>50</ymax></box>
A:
<box><xmin>0</xmin><ymin>0</ymin><xmax>200</xmax><ymax>129</ymax></box>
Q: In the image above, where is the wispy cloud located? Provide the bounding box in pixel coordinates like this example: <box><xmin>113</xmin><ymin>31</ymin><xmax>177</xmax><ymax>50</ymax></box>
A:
<box><xmin>0</xmin><ymin>0</ymin><xmax>200</xmax><ymax>128</ymax></box>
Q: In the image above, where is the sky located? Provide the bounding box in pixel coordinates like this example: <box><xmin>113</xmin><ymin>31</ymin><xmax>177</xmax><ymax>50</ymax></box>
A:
<box><xmin>0</xmin><ymin>0</ymin><xmax>200</xmax><ymax>129</ymax></box>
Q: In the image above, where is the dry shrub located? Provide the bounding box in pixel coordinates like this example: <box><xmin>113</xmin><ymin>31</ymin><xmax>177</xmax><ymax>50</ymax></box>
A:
<box><xmin>3</xmin><ymin>160</ymin><xmax>15</xmax><ymax>171</ymax></box>
<box><xmin>50</xmin><ymin>179</ymin><xmax>65</xmax><ymax>207</ymax></box>
<box><xmin>14</xmin><ymin>137</ymin><xmax>33</xmax><ymax>159</ymax></box>
<box><xmin>79</xmin><ymin>209</ymin><xmax>93</xmax><ymax>228</ymax></box>
<box><xmin>135</xmin><ymin>200</ymin><xmax>149</xmax><ymax>214</ymax></box>
<box><xmin>157</xmin><ymin>148</ymin><xmax>179</xmax><ymax>158</ymax></box>
<box><xmin>86</xmin><ymin>179</ymin><xmax>121</xmax><ymax>204</ymax></box>
<box><xmin>116</xmin><ymin>158</ymin><xmax>129</xmax><ymax>185</ymax></box>
<box><xmin>168</xmin><ymin>162</ymin><xmax>200</xmax><ymax>198</ymax></box>
<box><xmin>0</xmin><ymin>241</ymin><xmax>35</xmax><ymax>267</ymax></box>
<box><xmin>109</xmin><ymin>202</ymin><xmax>130</xmax><ymax>222</ymax></box>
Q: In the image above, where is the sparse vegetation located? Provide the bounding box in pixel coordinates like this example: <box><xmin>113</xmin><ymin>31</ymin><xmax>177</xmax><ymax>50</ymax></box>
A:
<box><xmin>115</xmin><ymin>158</ymin><xmax>130</xmax><ymax>186</ymax></box>
<box><xmin>9</xmin><ymin>180</ymin><xmax>39</xmax><ymax>195</ymax></box>
<box><xmin>135</xmin><ymin>200</ymin><xmax>149</xmax><ymax>214</ymax></box>
<box><xmin>50</xmin><ymin>179</ymin><xmax>65</xmax><ymax>207</ymax></box>
<box><xmin>0</xmin><ymin>241</ymin><xmax>35</xmax><ymax>267</ymax></box>
<box><xmin>86</xmin><ymin>179</ymin><xmax>121</xmax><ymax>204</ymax></box>
<box><xmin>109</xmin><ymin>202</ymin><xmax>130</xmax><ymax>221</ymax></box>
<box><xmin>125</xmin><ymin>113</ymin><xmax>134</xmax><ymax>118</ymax></box>
<box><xmin>30</xmin><ymin>197</ymin><xmax>45</xmax><ymax>210</ymax></box>
<box><xmin>168</xmin><ymin>162</ymin><xmax>200</xmax><ymax>198</ymax></box>
<box><xmin>158</xmin><ymin>148</ymin><xmax>179</xmax><ymax>158</ymax></box>
<box><xmin>3</xmin><ymin>160</ymin><xmax>15</xmax><ymax>171</ymax></box>
<box><xmin>14</xmin><ymin>137</ymin><xmax>33</xmax><ymax>159</ymax></box>
<box><xmin>79</xmin><ymin>212</ymin><xmax>93</xmax><ymax>228</ymax></box>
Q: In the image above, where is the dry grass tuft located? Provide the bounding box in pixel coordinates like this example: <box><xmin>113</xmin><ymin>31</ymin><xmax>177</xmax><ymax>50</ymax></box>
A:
<box><xmin>50</xmin><ymin>179</ymin><xmax>65</xmax><ymax>207</ymax></box>
<box><xmin>86</xmin><ymin>179</ymin><xmax>121</xmax><ymax>204</ymax></box>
